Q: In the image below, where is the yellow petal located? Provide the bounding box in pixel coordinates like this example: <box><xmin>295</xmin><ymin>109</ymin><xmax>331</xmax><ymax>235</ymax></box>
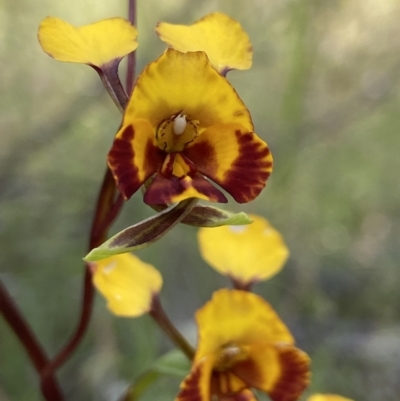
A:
<box><xmin>38</xmin><ymin>17</ymin><xmax>138</xmax><ymax>67</ymax></box>
<box><xmin>156</xmin><ymin>13</ymin><xmax>252</xmax><ymax>74</ymax></box>
<box><xmin>197</xmin><ymin>215</ymin><xmax>289</xmax><ymax>285</ymax></box>
<box><xmin>194</xmin><ymin>289</ymin><xmax>294</xmax><ymax>363</ymax></box>
<box><xmin>91</xmin><ymin>253</ymin><xmax>162</xmax><ymax>317</ymax></box>
<box><xmin>233</xmin><ymin>343</ymin><xmax>310</xmax><ymax>401</ymax></box>
<box><xmin>124</xmin><ymin>49</ymin><xmax>253</xmax><ymax>132</ymax></box>
<box><xmin>184</xmin><ymin>124</ymin><xmax>272</xmax><ymax>203</ymax></box>
<box><xmin>308</xmin><ymin>395</ymin><xmax>355</xmax><ymax>401</ymax></box>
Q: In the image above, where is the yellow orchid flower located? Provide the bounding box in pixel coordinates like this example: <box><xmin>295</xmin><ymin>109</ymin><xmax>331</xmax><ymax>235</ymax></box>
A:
<box><xmin>198</xmin><ymin>215</ymin><xmax>289</xmax><ymax>287</ymax></box>
<box><xmin>38</xmin><ymin>17</ymin><xmax>138</xmax><ymax>68</ymax></box>
<box><xmin>177</xmin><ymin>289</ymin><xmax>310</xmax><ymax>401</ymax></box>
<box><xmin>90</xmin><ymin>253</ymin><xmax>162</xmax><ymax>317</ymax></box>
<box><xmin>156</xmin><ymin>12</ymin><xmax>252</xmax><ymax>75</ymax></box>
<box><xmin>108</xmin><ymin>49</ymin><xmax>272</xmax><ymax>205</ymax></box>
<box><xmin>308</xmin><ymin>395</ymin><xmax>355</xmax><ymax>401</ymax></box>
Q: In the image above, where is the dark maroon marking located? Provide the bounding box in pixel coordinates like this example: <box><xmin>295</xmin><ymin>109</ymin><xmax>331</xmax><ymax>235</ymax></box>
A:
<box><xmin>231</xmin><ymin>357</ymin><xmax>264</xmax><ymax>391</ymax></box>
<box><xmin>107</xmin><ymin>125</ymin><xmax>163</xmax><ymax>199</ymax></box>
<box><xmin>177</xmin><ymin>364</ymin><xmax>203</xmax><ymax>401</ymax></box>
<box><xmin>185</xmin><ymin>130</ymin><xmax>272</xmax><ymax>203</ymax></box>
<box><xmin>232</xmin><ymin>345</ymin><xmax>309</xmax><ymax>401</ymax></box>
<box><xmin>267</xmin><ymin>346</ymin><xmax>310</xmax><ymax>401</ymax></box>
<box><xmin>144</xmin><ymin>173</ymin><xmax>185</xmax><ymax>205</ymax></box>
<box><xmin>220</xmin><ymin>130</ymin><xmax>272</xmax><ymax>203</ymax></box>
<box><xmin>143</xmin><ymin>172</ymin><xmax>227</xmax><ymax>205</ymax></box>
<box><xmin>144</xmin><ymin>139</ymin><xmax>165</xmax><ymax>177</ymax></box>
<box><xmin>191</xmin><ymin>173</ymin><xmax>227</xmax><ymax>203</ymax></box>
<box><xmin>183</xmin><ymin>140</ymin><xmax>217</xmax><ymax>176</ymax></box>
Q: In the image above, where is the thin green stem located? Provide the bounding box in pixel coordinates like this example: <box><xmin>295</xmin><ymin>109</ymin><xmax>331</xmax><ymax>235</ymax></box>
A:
<box><xmin>150</xmin><ymin>296</ymin><xmax>195</xmax><ymax>360</ymax></box>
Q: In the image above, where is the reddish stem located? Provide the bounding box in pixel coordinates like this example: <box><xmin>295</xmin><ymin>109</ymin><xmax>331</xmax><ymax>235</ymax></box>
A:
<box><xmin>41</xmin><ymin>168</ymin><xmax>122</xmax><ymax>383</ymax></box>
<box><xmin>150</xmin><ymin>296</ymin><xmax>195</xmax><ymax>360</ymax></box>
<box><xmin>95</xmin><ymin>193</ymin><xmax>124</xmax><ymax>241</ymax></box>
<box><xmin>42</xmin><ymin>0</ymin><xmax>138</xmax><ymax>382</ymax></box>
<box><xmin>232</xmin><ymin>278</ymin><xmax>253</xmax><ymax>292</ymax></box>
<box><xmin>42</xmin><ymin>0</ymin><xmax>136</xmax><ymax>383</ymax></box>
<box><xmin>2</xmin><ymin>2</ymin><xmax>136</xmax><ymax>398</ymax></box>
<box><xmin>126</xmin><ymin>0</ymin><xmax>137</xmax><ymax>94</ymax></box>
<box><xmin>96</xmin><ymin>62</ymin><xmax>129</xmax><ymax>113</ymax></box>
<box><xmin>89</xmin><ymin>168</ymin><xmax>122</xmax><ymax>248</ymax></box>
<box><xmin>0</xmin><ymin>280</ymin><xmax>64</xmax><ymax>401</ymax></box>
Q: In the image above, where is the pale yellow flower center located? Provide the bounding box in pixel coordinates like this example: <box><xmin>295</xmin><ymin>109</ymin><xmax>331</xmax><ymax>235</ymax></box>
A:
<box><xmin>156</xmin><ymin>112</ymin><xmax>199</xmax><ymax>153</ymax></box>
<box><xmin>214</xmin><ymin>343</ymin><xmax>247</xmax><ymax>372</ymax></box>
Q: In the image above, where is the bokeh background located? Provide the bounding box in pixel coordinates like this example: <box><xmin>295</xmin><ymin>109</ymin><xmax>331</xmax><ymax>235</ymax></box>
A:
<box><xmin>1</xmin><ymin>0</ymin><xmax>400</xmax><ymax>400</ymax></box>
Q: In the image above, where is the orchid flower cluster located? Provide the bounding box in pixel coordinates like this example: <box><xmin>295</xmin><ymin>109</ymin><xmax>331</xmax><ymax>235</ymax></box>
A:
<box><xmin>28</xmin><ymin>6</ymin><xmax>354</xmax><ymax>401</ymax></box>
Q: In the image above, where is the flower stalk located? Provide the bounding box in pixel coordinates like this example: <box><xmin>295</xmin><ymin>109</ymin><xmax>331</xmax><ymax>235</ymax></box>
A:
<box><xmin>126</xmin><ymin>0</ymin><xmax>137</xmax><ymax>94</ymax></box>
<box><xmin>0</xmin><ymin>280</ymin><xmax>64</xmax><ymax>401</ymax></box>
<box><xmin>96</xmin><ymin>63</ymin><xmax>129</xmax><ymax>113</ymax></box>
<box><xmin>40</xmin><ymin>0</ymin><xmax>139</xmax><ymax>395</ymax></box>
<box><xmin>150</xmin><ymin>295</ymin><xmax>195</xmax><ymax>360</ymax></box>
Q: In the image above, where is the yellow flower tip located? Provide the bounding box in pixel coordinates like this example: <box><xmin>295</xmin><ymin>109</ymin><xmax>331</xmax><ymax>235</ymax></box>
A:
<box><xmin>308</xmin><ymin>395</ymin><xmax>355</xmax><ymax>401</ymax></box>
<box><xmin>91</xmin><ymin>253</ymin><xmax>162</xmax><ymax>317</ymax></box>
<box><xmin>38</xmin><ymin>17</ymin><xmax>138</xmax><ymax>67</ymax></box>
<box><xmin>177</xmin><ymin>289</ymin><xmax>310</xmax><ymax>401</ymax></box>
<box><xmin>195</xmin><ymin>289</ymin><xmax>295</xmax><ymax>359</ymax></box>
<box><xmin>197</xmin><ymin>215</ymin><xmax>289</xmax><ymax>286</ymax></box>
<box><xmin>156</xmin><ymin>12</ymin><xmax>252</xmax><ymax>74</ymax></box>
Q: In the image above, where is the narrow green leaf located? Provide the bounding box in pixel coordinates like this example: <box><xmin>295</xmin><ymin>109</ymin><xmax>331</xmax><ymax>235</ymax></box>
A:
<box><xmin>84</xmin><ymin>198</ymin><xmax>197</xmax><ymax>261</ymax></box>
<box><xmin>181</xmin><ymin>205</ymin><xmax>253</xmax><ymax>227</ymax></box>
<box><xmin>149</xmin><ymin>203</ymin><xmax>253</xmax><ymax>227</ymax></box>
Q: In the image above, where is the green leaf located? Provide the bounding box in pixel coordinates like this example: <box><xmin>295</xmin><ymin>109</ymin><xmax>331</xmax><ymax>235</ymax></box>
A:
<box><xmin>181</xmin><ymin>205</ymin><xmax>253</xmax><ymax>227</ymax></box>
<box><xmin>123</xmin><ymin>350</ymin><xmax>191</xmax><ymax>401</ymax></box>
<box><xmin>152</xmin><ymin>349</ymin><xmax>192</xmax><ymax>376</ymax></box>
<box><xmin>84</xmin><ymin>198</ymin><xmax>197</xmax><ymax>261</ymax></box>
<box><xmin>149</xmin><ymin>203</ymin><xmax>253</xmax><ymax>227</ymax></box>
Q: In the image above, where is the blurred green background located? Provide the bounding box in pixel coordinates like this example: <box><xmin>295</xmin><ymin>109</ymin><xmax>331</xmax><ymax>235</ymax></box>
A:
<box><xmin>1</xmin><ymin>0</ymin><xmax>400</xmax><ymax>400</ymax></box>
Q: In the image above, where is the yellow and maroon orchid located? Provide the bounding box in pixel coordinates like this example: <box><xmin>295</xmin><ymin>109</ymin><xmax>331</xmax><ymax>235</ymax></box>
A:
<box><xmin>198</xmin><ymin>214</ymin><xmax>289</xmax><ymax>288</ymax></box>
<box><xmin>177</xmin><ymin>289</ymin><xmax>310</xmax><ymax>401</ymax></box>
<box><xmin>108</xmin><ymin>49</ymin><xmax>272</xmax><ymax>205</ymax></box>
<box><xmin>90</xmin><ymin>252</ymin><xmax>162</xmax><ymax>317</ymax></box>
